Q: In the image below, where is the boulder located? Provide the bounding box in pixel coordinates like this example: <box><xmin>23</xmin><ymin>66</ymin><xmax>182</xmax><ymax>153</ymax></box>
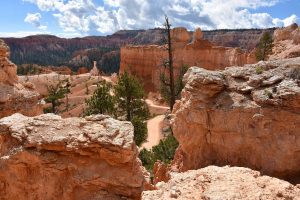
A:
<box><xmin>142</xmin><ymin>166</ymin><xmax>300</xmax><ymax>200</ymax></box>
<box><xmin>171</xmin><ymin>57</ymin><xmax>300</xmax><ymax>182</ymax></box>
<box><xmin>0</xmin><ymin>114</ymin><xmax>148</xmax><ymax>200</ymax></box>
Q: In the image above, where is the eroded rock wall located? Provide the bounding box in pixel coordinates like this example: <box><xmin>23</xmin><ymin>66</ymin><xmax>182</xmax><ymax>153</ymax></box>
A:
<box><xmin>171</xmin><ymin>58</ymin><xmax>300</xmax><ymax>182</ymax></box>
<box><xmin>0</xmin><ymin>114</ymin><xmax>148</xmax><ymax>200</ymax></box>
<box><xmin>142</xmin><ymin>166</ymin><xmax>300</xmax><ymax>200</ymax></box>
<box><xmin>0</xmin><ymin>39</ymin><xmax>42</xmax><ymax>118</ymax></box>
<box><xmin>120</xmin><ymin>27</ymin><xmax>256</xmax><ymax>91</ymax></box>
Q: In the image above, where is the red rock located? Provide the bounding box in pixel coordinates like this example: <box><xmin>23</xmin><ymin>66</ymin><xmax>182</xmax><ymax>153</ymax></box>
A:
<box><xmin>0</xmin><ymin>39</ymin><xmax>42</xmax><ymax>118</ymax></box>
<box><xmin>171</xmin><ymin>57</ymin><xmax>300</xmax><ymax>182</ymax></box>
<box><xmin>120</xmin><ymin>27</ymin><xmax>256</xmax><ymax>91</ymax></box>
<box><xmin>142</xmin><ymin>166</ymin><xmax>300</xmax><ymax>200</ymax></box>
<box><xmin>271</xmin><ymin>23</ymin><xmax>300</xmax><ymax>59</ymax></box>
<box><xmin>153</xmin><ymin>161</ymin><xmax>170</xmax><ymax>185</ymax></box>
<box><xmin>0</xmin><ymin>114</ymin><xmax>149</xmax><ymax>199</ymax></box>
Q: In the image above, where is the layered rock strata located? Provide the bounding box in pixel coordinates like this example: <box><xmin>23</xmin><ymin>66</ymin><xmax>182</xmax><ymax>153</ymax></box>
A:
<box><xmin>171</xmin><ymin>57</ymin><xmax>300</xmax><ymax>182</ymax></box>
<box><xmin>0</xmin><ymin>39</ymin><xmax>42</xmax><ymax>118</ymax></box>
<box><xmin>0</xmin><ymin>114</ymin><xmax>148</xmax><ymax>199</ymax></box>
<box><xmin>142</xmin><ymin>166</ymin><xmax>300</xmax><ymax>200</ymax></box>
<box><xmin>120</xmin><ymin>27</ymin><xmax>256</xmax><ymax>91</ymax></box>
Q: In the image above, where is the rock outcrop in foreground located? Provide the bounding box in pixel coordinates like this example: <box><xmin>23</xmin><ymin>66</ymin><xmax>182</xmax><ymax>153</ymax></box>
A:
<box><xmin>120</xmin><ymin>27</ymin><xmax>256</xmax><ymax>91</ymax></box>
<box><xmin>0</xmin><ymin>114</ymin><xmax>147</xmax><ymax>199</ymax></box>
<box><xmin>0</xmin><ymin>39</ymin><xmax>42</xmax><ymax>118</ymax></box>
<box><xmin>142</xmin><ymin>166</ymin><xmax>300</xmax><ymax>200</ymax></box>
<box><xmin>172</xmin><ymin>57</ymin><xmax>300</xmax><ymax>182</ymax></box>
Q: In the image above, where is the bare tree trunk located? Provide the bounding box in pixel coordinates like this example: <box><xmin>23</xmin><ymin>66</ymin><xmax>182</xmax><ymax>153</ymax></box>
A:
<box><xmin>165</xmin><ymin>16</ymin><xmax>176</xmax><ymax>111</ymax></box>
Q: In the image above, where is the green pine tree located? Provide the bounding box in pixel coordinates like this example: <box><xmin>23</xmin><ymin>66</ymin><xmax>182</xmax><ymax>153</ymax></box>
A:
<box><xmin>85</xmin><ymin>80</ymin><xmax>115</xmax><ymax>116</ymax></box>
<box><xmin>115</xmin><ymin>71</ymin><xmax>149</xmax><ymax>121</ymax></box>
<box><xmin>115</xmin><ymin>71</ymin><xmax>150</xmax><ymax>146</ymax></box>
<box><xmin>45</xmin><ymin>79</ymin><xmax>71</xmax><ymax>114</ymax></box>
<box><xmin>256</xmin><ymin>32</ymin><xmax>274</xmax><ymax>61</ymax></box>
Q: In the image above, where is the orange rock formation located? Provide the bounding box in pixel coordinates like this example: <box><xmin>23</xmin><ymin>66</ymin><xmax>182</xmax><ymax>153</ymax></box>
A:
<box><xmin>143</xmin><ymin>166</ymin><xmax>300</xmax><ymax>199</ymax></box>
<box><xmin>0</xmin><ymin>114</ymin><xmax>149</xmax><ymax>199</ymax></box>
<box><xmin>171</xmin><ymin>57</ymin><xmax>300</xmax><ymax>182</ymax></box>
<box><xmin>270</xmin><ymin>23</ymin><xmax>300</xmax><ymax>60</ymax></box>
<box><xmin>0</xmin><ymin>39</ymin><xmax>42</xmax><ymax>118</ymax></box>
<box><xmin>120</xmin><ymin>27</ymin><xmax>256</xmax><ymax>91</ymax></box>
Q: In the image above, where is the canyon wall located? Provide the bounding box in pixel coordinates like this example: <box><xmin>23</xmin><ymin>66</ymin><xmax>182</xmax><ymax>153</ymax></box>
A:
<box><xmin>120</xmin><ymin>28</ymin><xmax>256</xmax><ymax>91</ymax></box>
<box><xmin>143</xmin><ymin>166</ymin><xmax>300</xmax><ymax>199</ymax></box>
<box><xmin>171</xmin><ymin>57</ymin><xmax>300</xmax><ymax>182</ymax></box>
<box><xmin>0</xmin><ymin>113</ymin><xmax>148</xmax><ymax>200</ymax></box>
<box><xmin>0</xmin><ymin>39</ymin><xmax>42</xmax><ymax>118</ymax></box>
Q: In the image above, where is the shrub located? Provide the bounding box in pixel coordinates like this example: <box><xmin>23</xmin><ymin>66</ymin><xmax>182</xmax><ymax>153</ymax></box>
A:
<box><xmin>132</xmin><ymin>117</ymin><xmax>148</xmax><ymax>146</ymax></box>
<box><xmin>256</xmin><ymin>66</ymin><xmax>264</xmax><ymax>74</ymax></box>
<box><xmin>85</xmin><ymin>80</ymin><xmax>115</xmax><ymax>116</ymax></box>
<box><xmin>139</xmin><ymin>134</ymin><xmax>179</xmax><ymax>172</ymax></box>
<box><xmin>44</xmin><ymin>79</ymin><xmax>70</xmax><ymax>114</ymax></box>
<box><xmin>264</xmin><ymin>89</ymin><xmax>273</xmax><ymax>99</ymax></box>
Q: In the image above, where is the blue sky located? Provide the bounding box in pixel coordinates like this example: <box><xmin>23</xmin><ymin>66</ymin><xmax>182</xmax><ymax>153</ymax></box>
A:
<box><xmin>0</xmin><ymin>0</ymin><xmax>299</xmax><ymax>38</ymax></box>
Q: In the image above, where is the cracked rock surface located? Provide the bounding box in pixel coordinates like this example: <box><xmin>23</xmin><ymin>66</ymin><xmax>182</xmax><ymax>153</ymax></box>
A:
<box><xmin>142</xmin><ymin>166</ymin><xmax>300</xmax><ymax>200</ymax></box>
<box><xmin>171</xmin><ymin>57</ymin><xmax>300</xmax><ymax>182</ymax></box>
<box><xmin>0</xmin><ymin>113</ymin><xmax>148</xmax><ymax>200</ymax></box>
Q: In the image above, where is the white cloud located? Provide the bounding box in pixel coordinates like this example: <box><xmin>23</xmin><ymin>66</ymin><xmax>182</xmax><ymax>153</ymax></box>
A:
<box><xmin>24</xmin><ymin>12</ymin><xmax>48</xmax><ymax>30</ymax></box>
<box><xmin>0</xmin><ymin>31</ymin><xmax>50</xmax><ymax>38</ymax></box>
<box><xmin>24</xmin><ymin>0</ymin><xmax>299</xmax><ymax>36</ymax></box>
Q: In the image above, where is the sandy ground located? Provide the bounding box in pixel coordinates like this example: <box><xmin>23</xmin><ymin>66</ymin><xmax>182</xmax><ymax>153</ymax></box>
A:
<box><xmin>19</xmin><ymin>73</ymin><xmax>113</xmax><ymax>117</ymax></box>
<box><xmin>146</xmin><ymin>99</ymin><xmax>169</xmax><ymax>115</ymax></box>
<box><xmin>142</xmin><ymin>115</ymin><xmax>165</xmax><ymax>149</ymax></box>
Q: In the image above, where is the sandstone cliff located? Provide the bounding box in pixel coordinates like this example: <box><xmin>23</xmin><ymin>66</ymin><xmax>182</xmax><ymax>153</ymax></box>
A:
<box><xmin>270</xmin><ymin>23</ymin><xmax>300</xmax><ymax>60</ymax></box>
<box><xmin>171</xmin><ymin>57</ymin><xmax>300</xmax><ymax>182</ymax></box>
<box><xmin>120</xmin><ymin>28</ymin><xmax>256</xmax><ymax>91</ymax></box>
<box><xmin>142</xmin><ymin>166</ymin><xmax>300</xmax><ymax>200</ymax></box>
<box><xmin>0</xmin><ymin>39</ymin><xmax>42</xmax><ymax>118</ymax></box>
<box><xmin>0</xmin><ymin>113</ymin><xmax>148</xmax><ymax>199</ymax></box>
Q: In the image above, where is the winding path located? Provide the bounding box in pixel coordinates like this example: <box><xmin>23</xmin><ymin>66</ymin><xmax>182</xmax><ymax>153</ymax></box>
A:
<box><xmin>142</xmin><ymin>115</ymin><xmax>165</xmax><ymax>150</ymax></box>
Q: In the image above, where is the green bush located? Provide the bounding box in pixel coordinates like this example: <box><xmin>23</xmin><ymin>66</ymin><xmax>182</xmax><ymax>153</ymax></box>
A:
<box><xmin>132</xmin><ymin>117</ymin><xmax>148</xmax><ymax>146</ymax></box>
<box><xmin>139</xmin><ymin>134</ymin><xmax>179</xmax><ymax>172</ymax></box>
<box><xmin>255</xmin><ymin>66</ymin><xmax>264</xmax><ymax>74</ymax></box>
<box><xmin>85</xmin><ymin>80</ymin><xmax>115</xmax><ymax>116</ymax></box>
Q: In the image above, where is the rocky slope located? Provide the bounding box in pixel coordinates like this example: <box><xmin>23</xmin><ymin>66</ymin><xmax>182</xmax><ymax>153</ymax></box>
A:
<box><xmin>0</xmin><ymin>113</ymin><xmax>148</xmax><ymax>199</ymax></box>
<box><xmin>0</xmin><ymin>39</ymin><xmax>42</xmax><ymax>118</ymax></box>
<box><xmin>120</xmin><ymin>28</ymin><xmax>256</xmax><ymax>91</ymax></box>
<box><xmin>270</xmin><ymin>23</ymin><xmax>300</xmax><ymax>60</ymax></box>
<box><xmin>171</xmin><ymin>57</ymin><xmax>300</xmax><ymax>182</ymax></box>
<box><xmin>142</xmin><ymin>166</ymin><xmax>300</xmax><ymax>200</ymax></box>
